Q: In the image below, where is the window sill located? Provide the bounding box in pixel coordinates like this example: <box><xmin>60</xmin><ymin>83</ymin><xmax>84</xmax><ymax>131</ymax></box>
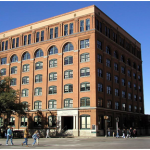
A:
<box><xmin>22</xmin><ymin>96</ymin><xmax>29</xmax><ymax>97</ymax></box>
<box><xmin>34</xmin><ymin>95</ymin><xmax>42</xmax><ymax>96</ymax></box>
<box><xmin>11</xmin><ymin>73</ymin><xmax>17</xmax><ymax>75</ymax></box>
<box><xmin>64</xmin><ymin>92</ymin><xmax>73</xmax><ymax>94</ymax></box>
<box><xmin>80</xmin><ymin>129</ymin><xmax>90</xmax><ymax>130</ymax></box>
<box><xmin>35</xmin><ymin>82</ymin><xmax>42</xmax><ymax>83</ymax></box>
<box><xmin>10</xmin><ymin>85</ymin><xmax>16</xmax><ymax>86</ymax></box>
<box><xmin>80</xmin><ymin>76</ymin><xmax>90</xmax><ymax>78</ymax></box>
<box><xmin>80</xmin><ymin>47</ymin><xmax>90</xmax><ymax>50</ymax></box>
<box><xmin>80</xmin><ymin>61</ymin><xmax>90</xmax><ymax>63</ymax></box>
<box><xmin>35</xmin><ymin>69</ymin><xmax>43</xmax><ymax>71</ymax></box>
<box><xmin>64</xmin><ymin>64</ymin><xmax>73</xmax><ymax>66</ymax></box>
<box><xmin>64</xmin><ymin>78</ymin><xmax>73</xmax><ymax>80</ymax></box>
<box><xmin>22</xmin><ymin>71</ymin><xmax>30</xmax><ymax>73</ymax></box>
<box><xmin>48</xmin><ymin>94</ymin><xmax>57</xmax><ymax>95</ymax></box>
<box><xmin>80</xmin><ymin>91</ymin><xmax>90</xmax><ymax>92</ymax></box>
<box><xmin>49</xmin><ymin>67</ymin><xmax>57</xmax><ymax>68</ymax></box>
<box><xmin>49</xmin><ymin>80</ymin><xmax>57</xmax><ymax>82</ymax></box>
<box><xmin>22</xmin><ymin>84</ymin><xmax>29</xmax><ymax>85</ymax></box>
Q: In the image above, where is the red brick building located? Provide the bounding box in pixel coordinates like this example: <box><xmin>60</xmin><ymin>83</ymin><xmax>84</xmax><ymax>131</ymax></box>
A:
<box><xmin>0</xmin><ymin>5</ymin><xmax>144</xmax><ymax>136</ymax></box>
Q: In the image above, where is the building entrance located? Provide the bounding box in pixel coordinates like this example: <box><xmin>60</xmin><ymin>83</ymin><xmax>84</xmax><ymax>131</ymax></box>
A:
<box><xmin>62</xmin><ymin>116</ymin><xmax>73</xmax><ymax>130</ymax></box>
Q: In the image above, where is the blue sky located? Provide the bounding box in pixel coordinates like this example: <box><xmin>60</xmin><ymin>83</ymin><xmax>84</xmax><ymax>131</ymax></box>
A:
<box><xmin>0</xmin><ymin>1</ymin><xmax>150</xmax><ymax>114</ymax></box>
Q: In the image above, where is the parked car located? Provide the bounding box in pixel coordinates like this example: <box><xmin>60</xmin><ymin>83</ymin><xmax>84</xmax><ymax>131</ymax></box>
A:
<box><xmin>13</xmin><ymin>130</ymin><xmax>24</xmax><ymax>138</ymax></box>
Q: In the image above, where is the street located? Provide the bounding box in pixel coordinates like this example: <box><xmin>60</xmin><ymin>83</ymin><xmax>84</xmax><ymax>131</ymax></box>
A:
<box><xmin>0</xmin><ymin>136</ymin><xmax>150</xmax><ymax>149</ymax></box>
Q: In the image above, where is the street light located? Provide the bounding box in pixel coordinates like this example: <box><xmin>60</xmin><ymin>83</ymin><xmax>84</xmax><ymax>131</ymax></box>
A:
<box><xmin>104</xmin><ymin>116</ymin><xmax>108</xmax><ymax>137</ymax></box>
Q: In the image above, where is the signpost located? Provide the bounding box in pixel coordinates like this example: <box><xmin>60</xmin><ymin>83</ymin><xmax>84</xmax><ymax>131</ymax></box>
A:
<box><xmin>104</xmin><ymin>116</ymin><xmax>108</xmax><ymax>137</ymax></box>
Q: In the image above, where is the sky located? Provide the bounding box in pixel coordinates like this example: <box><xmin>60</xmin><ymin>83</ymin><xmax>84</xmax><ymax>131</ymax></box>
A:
<box><xmin>0</xmin><ymin>1</ymin><xmax>150</xmax><ymax>114</ymax></box>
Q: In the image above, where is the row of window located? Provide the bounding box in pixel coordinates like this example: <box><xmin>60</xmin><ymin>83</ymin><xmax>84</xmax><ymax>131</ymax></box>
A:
<box><xmin>95</xmin><ymin>19</ymin><xmax>141</xmax><ymax>60</ymax></box>
<box><xmin>1</xmin><ymin>40</ymin><xmax>90</xmax><ymax>65</ymax></box>
<box><xmin>1</xmin><ymin>18</ymin><xmax>90</xmax><ymax>51</ymax></box>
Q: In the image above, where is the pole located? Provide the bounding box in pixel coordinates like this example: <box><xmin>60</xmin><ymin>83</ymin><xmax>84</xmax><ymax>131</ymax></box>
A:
<box><xmin>116</xmin><ymin>121</ymin><xmax>118</xmax><ymax>138</ymax></box>
<box><xmin>105</xmin><ymin>119</ymin><xmax>107</xmax><ymax>137</ymax></box>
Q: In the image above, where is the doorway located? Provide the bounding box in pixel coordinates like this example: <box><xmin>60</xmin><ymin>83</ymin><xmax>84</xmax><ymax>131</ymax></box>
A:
<box><xmin>62</xmin><ymin>116</ymin><xmax>73</xmax><ymax>130</ymax></box>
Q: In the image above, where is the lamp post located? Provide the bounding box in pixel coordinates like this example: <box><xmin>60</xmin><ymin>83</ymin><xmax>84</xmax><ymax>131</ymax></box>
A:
<box><xmin>104</xmin><ymin>116</ymin><xmax>108</xmax><ymax>137</ymax></box>
<box><xmin>6</xmin><ymin>108</ymin><xmax>11</xmax><ymax>127</ymax></box>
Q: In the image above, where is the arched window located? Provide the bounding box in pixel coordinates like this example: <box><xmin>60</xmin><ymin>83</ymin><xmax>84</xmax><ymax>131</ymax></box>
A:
<box><xmin>49</xmin><ymin>59</ymin><xmax>57</xmax><ymax>68</ymax></box>
<box><xmin>34</xmin><ymin>101</ymin><xmax>42</xmax><ymax>109</ymax></box>
<box><xmin>48</xmin><ymin>100</ymin><xmax>57</xmax><ymax>109</ymax></box>
<box><xmin>127</xmin><ymin>59</ymin><xmax>131</xmax><ymax>66</ymax></box>
<box><xmin>80</xmin><ymin>97</ymin><xmax>90</xmax><ymax>107</ymax></box>
<box><xmin>80</xmin><ymin>67</ymin><xmax>90</xmax><ymax>77</ymax></box>
<box><xmin>64</xmin><ymin>84</ymin><xmax>73</xmax><ymax>93</ymax></box>
<box><xmin>121</xmin><ymin>55</ymin><xmax>125</xmax><ymax>63</ymax></box>
<box><xmin>35</xmin><ymin>49</ymin><xmax>43</xmax><ymax>58</ymax></box>
<box><xmin>22</xmin><ymin>101</ymin><xmax>28</xmax><ymax>111</ymax></box>
<box><xmin>49</xmin><ymin>72</ymin><xmax>57</xmax><ymax>81</ymax></box>
<box><xmin>35</xmin><ymin>74</ymin><xmax>42</xmax><ymax>83</ymax></box>
<box><xmin>64</xmin><ymin>70</ymin><xmax>73</xmax><ymax>79</ymax></box>
<box><xmin>34</xmin><ymin>116</ymin><xmax>41</xmax><ymax>127</ymax></box>
<box><xmin>49</xmin><ymin>46</ymin><xmax>58</xmax><ymax>55</ymax></box>
<box><xmin>9</xmin><ymin>116</ymin><xmax>15</xmax><ymax>126</ymax></box>
<box><xmin>22</xmin><ymin>89</ymin><xmax>29</xmax><ymax>97</ymax></box>
<box><xmin>22</xmin><ymin>52</ymin><xmax>30</xmax><ymax>60</ymax></box>
<box><xmin>49</xmin><ymin>86</ymin><xmax>57</xmax><ymax>94</ymax></box>
<box><xmin>80</xmin><ymin>82</ymin><xmax>90</xmax><ymax>91</ymax></box>
<box><xmin>106</xmin><ymin>46</ymin><xmax>111</xmax><ymax>55</ymax></box>
<box><xmin>63</xmin><ymin>43</ymin><xmax>74</xmax><ymax>52</ymax></box>
<box><xmin>114</xmin><ymin>51</ymin><xmax>118</xmax><ymax>59</ymax></box>
<box><xmin>35</xmin><ymin>61</ymin><xmax>43</xmax><ymax>70</ymax></box>
<box><xmin>11</xmin><ymin>54</ymin><xmax>18</xmax><ymax>63</ymax></box>
<box><xmin>64</xmin><ymin>98</ymin><xmax>73</xmax><ymax>108</ymax></box>
<box><xmin>80</xmin><ymin>115</ymin><xmax>90</xmax><ymax>129</ymax></box>
<box><xmin>80</xmin><ymin>53</ymin><xmax>90</xmax><ymax>62</ymax></box>
<box><xmin>34</xmin><ymin>87</ymin><xmax>42</xmax><ymax>96</ymax></box>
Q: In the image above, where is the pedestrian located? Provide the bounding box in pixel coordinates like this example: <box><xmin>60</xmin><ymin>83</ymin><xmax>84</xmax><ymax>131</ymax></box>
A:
<box><xmin>129</xmin><ymin>127</ymin><xmax>133</xmax><ymax>138</ymax></box>
<box><xmin>22</xmin><ymin>128</ymin><xmax>28</xmax><ymax>147</ymax></box>
<box><xmin>107</xmin><ymin>128</ymin><xmax>110</xmax><ymax>137</ymax></box>
<box><xmin>116</xmin><ymin>128</ymin><xmax>120</xmax><ymax>138</ymax></box>
<box><xmin>122</xmin><ymin>129</ymin><xmax>125</xmax><ymax>138</ymax></box>
<box><xmin>133</xmin><ymin>129</ymin><xmax>136</xmax><ymax>138</ymax></box>
<box><xmin>126</xmin><ymin>129</ymin><xmax>130</xmax><ymax>138</ymax></box>
<box><xmin>46</xmin><ymin>128</ymin><xmax>50</xmax><ymax>138</ymax></box>
<box><xmin>36</xmin><ymin>130</ymin><xmax>40</xmax><ymax>145</ymax></box>
<box><xmin>32</xmin><ymin>131</ymin><xmax>38</xmax><ymax>146</ymax></box>
<box><xmin>6</xmin><ymin>126</ymin><xmax>14</xmax><ymax>146</ymax></box>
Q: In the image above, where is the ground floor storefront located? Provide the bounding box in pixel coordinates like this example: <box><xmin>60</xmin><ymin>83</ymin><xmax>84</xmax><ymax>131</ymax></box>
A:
<box><xmin>0</xmin><ymin>108</ymin><xmax>149</xmax><ymax>137</ymax></box>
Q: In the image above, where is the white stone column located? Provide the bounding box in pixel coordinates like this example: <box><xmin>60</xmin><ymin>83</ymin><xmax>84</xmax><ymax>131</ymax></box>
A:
<box><xmin>76</xmin><ymin>115</ymin><xmax>78</xmax><ymax>130</ymax></box>
<box><xmin>57</xmin><ymin>116</ymin><xmax>61</xmax><ymax>132</ymax></box>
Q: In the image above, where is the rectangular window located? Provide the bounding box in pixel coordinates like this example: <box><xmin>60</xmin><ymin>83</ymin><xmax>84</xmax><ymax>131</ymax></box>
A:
<box><xmin>1</xmin><ymin>57</ymin><xmax>7</xmax><ymax>65</ymax></box>
<box><xmin>97</xmin><ymin>54</ymin><xmax>102</xmax><ymax>63</ymax></box>
<box><xmin>107</xmin><ymin>100</ymin><xmax>111</xmax><ymax>109</ymax></box>
<box><xmin>80</xmin><ymin>39</ymin><xmax>89</xmax><ymax>49</ymax></box>
<box><xmin>86</xmin><ymin>19</ymin><xmax>90</xmax><ymax>30</ymax></box>
<box><xmin>108</xmin><ymin>28</ymin><xmax>110</xmax><ymax>38</ymax></box>
<box><xmin>80</xmin><ymin>20</ymin><xmax>84</xmax><ymax>32</ymax></box>
<box><xmin>97</xmin><ymin>40</ymin><xmax>102</xmax><ymax>49</ymax></box>
<box><xmin>36</xmin><ymin>32</ymin><xmax>40</xmax><ymax>42</ymax></box>
<box><xmin>28</xmin><ymin>34</ymin><xmax>31</xmax><ymax>44</ymax></box>
<box><xmin>122</xmin><ymin>91</ymin><xmax>126</xmax><ymax>98</ymax></box>
<box><xmin>5</xmin><ymin>41</ymin><xmax>8</xmax><ymax>50</ymax></box>
<box><xmin>105</xmin><ymin>26</ymin><xmax>107</xmax><ymax>36</ymax></box>
<box><xmin>98</xmin><ymin>69</ymin><xmax>103</xmax><ymax>77</ymax></box>
<box><xmin>122</xmin><ymin>104</ymin><xmax>126</xmax><ymax>111</ymax></box>
<box><xmin>16</xmin><ymin>37</ymin><xmax>19</xmax><ymax>47</ymax></box>
<box><xmin>50</xmin><ymin>28</ymin><xmax>53</xmax><ymax>39</ymax></box>
<box><xmin>81</xmin><ymin>116</ymin><xmax>90</xmax><ymax>129</ymax></box>
<box><xmin>12</xmin><ymin>38</ymin><xmax>15</xmax><ymax>48</ymax></box>
<box><xmin>129</xmin><ymin>105</ymin><xmax>132</xmax><ymax>111</ymax></box>
<box><xmin>2</xmin><ymin>42</ymin><xmax>4</xmax><ymax>51</ymax></box>
<box><xmin>98</xmin><ymin>83</ymin><xmax>103</xmax><ymax>92</ymax></box>
<box><xmin>64</xmin><ymin>24</ymin><xmax>68</xmax><ymax>36</ymax></box>
<box><xmin>96</xmin><ymin>19</ymin><xmax>99</xmax><ymax>30</ymax></box>
<box><xmin>55</xmin><ymin>27</ymin><xmax>58</xmax><ymax>38</ymax></box>
<box><xmin>70</xmin><ymin>23</ymin><xmax>73</xmax><ymax>34</ymax></box>
<box><xmin>115</xmin><ymin>89</ymin><xmax>119</xmax><ymax>96</ymax></box>
<box><xmin>114</xmin><ymin>63</ymin><xmax>118</xmax><ymax>71</ymax></box>
<box><xmin>114</xmin><ymin>76</ymin><xmax>119</xmax><ymax>83</ymax></box>
<box><xmin>24</xmin><ymin>35</ymin><xmax>27</xmax><ymax>45</ymax></box>
<box><xmin>100</xmin><ymin>22</ymin><xmax>102</xmax><ymax>32</ymax></box>
<box><xmin>41</xmin><ymin>30</ymin><xmax>44</xmax><ymax>41</ymax></box>
<box><xmin>128</xmin><ymin>93</ymin><xmax>131</xmax><ymax>99</ymax></box>
<box><xmin>115</xmin><ymin>102</ymin><xmax>119</xmax><ymax>110</ymax></box>
<box><xmin>121</xmin><ymin>67</ymin><xmax>125</xmax><ymax>74</ymax></box>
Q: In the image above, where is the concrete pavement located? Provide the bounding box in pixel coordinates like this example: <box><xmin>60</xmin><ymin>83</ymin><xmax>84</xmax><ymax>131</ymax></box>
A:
<box><xmin>0</xmin><ymin>136</ymin><xmax>150</xmax><ymax>149</ymax></box>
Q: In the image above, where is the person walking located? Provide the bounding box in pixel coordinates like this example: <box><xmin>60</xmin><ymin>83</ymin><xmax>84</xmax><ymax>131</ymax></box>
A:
<box><xmin>46</xmin><ymin>128</ymin><xmax>50</xmax><ymax>138</ymax></box>
<box><xmin>36</xmin><ymin>130</ymin><xmax>40</xmax><ymax>145</ymax></box>
<box><xmin>6</xmin><ymin>126</ymin><xmax>14</xmax><ymax>146</ymax></box>
<box><xmin>22</xmin><ymin>128</ymin><xmax>28</xmax><ymax>147</ymax></box>
<box><xmin>122</xmin><ymin>129</ymin><xmax>125</xmax><ymax>138</ymax></box>
<box><xmin>129</xmin><ymin>127</ymin><xmax>133</xmax><ymax>138</ymax></box>
<box><xmin>32</xmin><ymin>131</ymin><xmax>38</xmax><ymax>146</ymax></box>
<box><xmin>126</xmin><ymin>129</ymin><xmax>130</xmax><ymax>138</ymax></box>
<box><xmin>107</xmin><ymin>128</ymin><xmax>110</xmax><ymax>137</ymax></box>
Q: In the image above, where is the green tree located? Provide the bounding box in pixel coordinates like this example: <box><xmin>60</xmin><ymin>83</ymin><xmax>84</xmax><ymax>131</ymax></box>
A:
<box><xmin>0</xmin><ymin>76</ymin><xmax>29</xmax><ymax>128</ymax></box>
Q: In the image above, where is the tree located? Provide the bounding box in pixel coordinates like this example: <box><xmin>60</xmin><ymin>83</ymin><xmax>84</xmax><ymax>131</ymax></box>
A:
<box><xmin>0</xmin><ymin>76</ymin><xmax>29</xmax><ymax>128</ymax></box>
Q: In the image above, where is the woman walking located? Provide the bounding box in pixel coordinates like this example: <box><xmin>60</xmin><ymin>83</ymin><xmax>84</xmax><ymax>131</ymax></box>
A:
<box><xmin>22</xmin><ymin>128</ymin><xmax>28</xmax><ymax>147</ymax></box>
<box><xmin>32</xmin><ymin>131</ymin><xmax>38</xmax><ymax>146</ymax></box>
